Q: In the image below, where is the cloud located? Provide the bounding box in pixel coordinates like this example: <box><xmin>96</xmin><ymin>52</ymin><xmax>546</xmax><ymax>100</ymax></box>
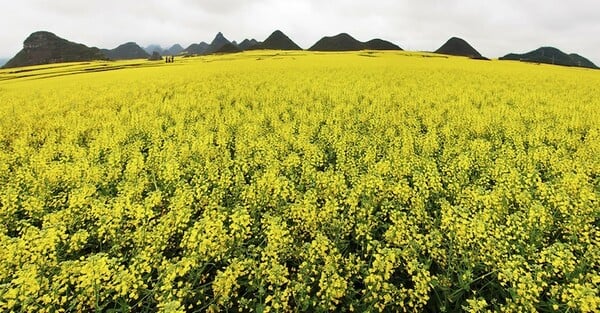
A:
<box><xmin>2</xmin><ymin>0</ymin><xmax>599</xmax><ymax>65</ymax></box>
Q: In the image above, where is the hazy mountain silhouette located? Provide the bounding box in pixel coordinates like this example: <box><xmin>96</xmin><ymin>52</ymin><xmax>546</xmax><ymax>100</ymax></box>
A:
<box><xmin>144</xmin><ymin>44</ymin><xmax>163</xmax><ymax>55</ymax></box>
<box><xmin>434</xmin><ymin>37</ymin><xmax>486</xmax><ymax>59</ymax></box>
<box><xmin>205</xmin><ymin>32</ymin><xmax>233</xmax><ymax>54</ymax></box>
<box><xmin>184</xmin><ymin>42</ymin><xmax>209</xmax><ymax>55</ymax></box>
<box><xmin>500</xmin><ymin>47</ymin><xmax>598</xmax><ymax>69</ymax></box>
<box><xmin>144</xmin><ymin>44</ymin><xmax>184</xmax><ymax>55</ymax></box>
<box><xmin>364</xmin><ymin>39</ymin><xmax>402</xmax><ymax>50</ymax></box>
<box><xmin>0</xmin><ymin>58</ymin><xmax>8</xmax><ymax>67</ymax></box>
<box><xmin>238</xmin><ymin>39</ymin><xmax>259</xmax><ymax>50</ymax></box>
<box><xmin>101</xmin><ymin>42</ymin><xmax>149</xmax><ymax>60</ymax></box>
<box><xmin>3</xmin><ymin>31</ymin><xmax>106</xmax><ymax>68</ymax></box>
<box><xmin>309</xmin><ymin>33</ymin><xmax>365</xmax><ymax>51</ymax></box>
<box><xmin>167</xmin><ymin>44</ymin><xmax>184</xmax><ymax>55</ymax></box>
<box><xmin>249</xmin><ymin>30</ymin><xmax>302</xmax><ymax>50</ymax></box>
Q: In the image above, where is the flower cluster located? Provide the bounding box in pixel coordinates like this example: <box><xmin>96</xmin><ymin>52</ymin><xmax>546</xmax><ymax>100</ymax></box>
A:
<box><xmin>0</xmin><ymin>51</ymin><xmax>599</xmax><ymax>312</ymax></box>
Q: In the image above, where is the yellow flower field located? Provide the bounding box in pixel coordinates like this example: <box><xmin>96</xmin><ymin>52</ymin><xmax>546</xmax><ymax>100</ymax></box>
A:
<box><xmin>0</xmin><ymin>51</ymin><xmax>599</xmax><ymax>312</ymax></box>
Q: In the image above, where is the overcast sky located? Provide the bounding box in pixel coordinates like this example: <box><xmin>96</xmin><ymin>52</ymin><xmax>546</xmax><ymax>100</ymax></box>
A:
<box><xmin>2</xmin><ymin>0</ymin><xmax>599</xmax><ymax>64</ymax></box>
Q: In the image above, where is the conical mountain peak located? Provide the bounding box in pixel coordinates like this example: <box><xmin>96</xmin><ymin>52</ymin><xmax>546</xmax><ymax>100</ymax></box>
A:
<box><xmin>248</xmin><ymin>30</ymin><xmax>302</xmax><ymax>50</ymax></box>
<box><xmin>434</xmin><ymin>37</ymin><xmax>485</xmax><ymax>59</ymax></box>
<box><xmin>214</xmin><ymin>32</ymin><xmax>225</xmax><ymax>40</ymax></box>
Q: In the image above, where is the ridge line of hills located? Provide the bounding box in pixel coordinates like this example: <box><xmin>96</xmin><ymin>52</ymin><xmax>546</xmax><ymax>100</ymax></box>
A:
<box><xmin>308</xmin><ymin>33</ymin><xmax>402</xmax><ymax>51</ymax></box>
<box><xmin>2</xmin><ymin>30</ymin><xmax>598</xmax><ymax>70</ymax></box>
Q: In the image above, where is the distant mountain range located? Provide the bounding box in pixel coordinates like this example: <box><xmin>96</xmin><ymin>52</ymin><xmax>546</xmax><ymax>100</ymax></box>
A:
<box><xmin>183</xmin><ymin>32</ymin><xmax>241</xmax><ymax>55</ymax></box>
<box><xmin>126</xmin><ymin>44</ymin><xmax>184</xmax><ymax>56</ymax></box>
<box><xmin>308</xmin><ymin>33</ymin><xmax>402</xmax><ymax>51</ymax></box>
<box><xmin>0</xmin><ymin>58</ymin><xmax>8</xmax><ymax>67</ymax></box>
<box><xmin>1</xmin><ymin>30</ymin><xmax>598</xmax><ymax>70</ymax></box>
<box><xmin>500</xmin><ymin>47</ymin><xmax>598</xmax><ymax>69</ymax></box>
